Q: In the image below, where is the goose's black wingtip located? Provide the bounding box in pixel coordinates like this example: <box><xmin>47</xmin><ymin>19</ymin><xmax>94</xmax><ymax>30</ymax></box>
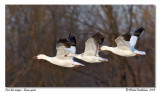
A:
<box><xmin>136</xmin><ymin>27</ymin><xmax>145</xmax><ymax>32</ymax></box>
<box><xmin>67</xmin><ymin>33</ymin><xmax>76</xmax><ymax>46</ymax></box>
<box><xmin>139</xmin><ymin>27</ymin><xmax>144</xmax><ymax>31</ymax></box>
<box><xmin>92</xmin><ymin>32</ymin><xmax>104</xmax><ymax>45</ymax></box>
<box><xmin>134</xmin><ymin>27</ymin><xmax>145</xmax><ymax>37</ymax></box>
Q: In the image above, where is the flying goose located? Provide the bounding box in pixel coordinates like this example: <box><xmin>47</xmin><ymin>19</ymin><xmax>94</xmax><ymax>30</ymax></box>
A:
<box><xmin>99</xmin><ymin>27</ymin><xmax>146</xmax><ymax>57</ymax></box>
<box><xmin>33</xmin><ymin>34</ymin><xmax>84</xmax><ymax>67</ymax></box>
<box><xmin>65</xmin><ymin>32</ymin><xmax>108</xmax><ymax>63</ymax></box>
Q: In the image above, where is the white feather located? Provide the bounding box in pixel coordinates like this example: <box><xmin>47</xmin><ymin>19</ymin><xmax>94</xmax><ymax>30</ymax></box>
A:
<box><xmin>130</xmin><ymin>36</ymin><xmax>138</xmax><ymax>48</ymax></box>
<box><xmin>65</xmin><ymin>46</ymin><xmax>76</xmax><ymax>54</ymax></box>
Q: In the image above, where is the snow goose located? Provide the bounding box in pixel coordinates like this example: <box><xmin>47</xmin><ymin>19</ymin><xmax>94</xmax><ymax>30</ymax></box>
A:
<box><xmin>33</xmin><ymin>34</ymin><xmax>84</xmax><ymax>68</ymax></box>
<box><xmin>99</xmin><ymin>27</ymin><xmax>146</xmax><ymax>57</ymax></box>
<box><xmin>65</xmin><ymin>32</ymin><xmax>108</xmax><ymax>63</ymax></box>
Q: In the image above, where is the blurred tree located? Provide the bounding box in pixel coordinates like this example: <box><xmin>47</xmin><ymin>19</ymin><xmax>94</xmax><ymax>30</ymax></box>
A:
<box><xmin>6</xmin><ymin>5</ymin><xmax>155</xmax><ymax>87</ymax></box>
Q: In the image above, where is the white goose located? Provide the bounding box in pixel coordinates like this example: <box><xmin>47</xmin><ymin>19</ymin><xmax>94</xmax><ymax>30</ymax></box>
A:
<box><xmin>65</xmin><ymin>32</ymin><xmax>108</xmax><ymax>63</ymax></box>
<box><xmin>99</xmin><ymin>27</ymin><xmax>146</xmax><ymax>57</ymax></box>
<box><xmin>33</xmin><ymin>34</ymin><xmax>84</xmax><ymax>68</ymax></box>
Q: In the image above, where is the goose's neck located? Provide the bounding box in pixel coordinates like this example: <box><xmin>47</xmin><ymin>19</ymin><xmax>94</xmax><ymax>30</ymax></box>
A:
<box><xmin>101</xmin><ymin>46</ymin><xmax>116</xmax><ymax>52</ymax></box>
<box><xmin>40</xmin><ymin>55</ymin><xmax>53</xmax><ymax>62</ymax></box>
<box><xmin>68</xmin><ymin>53</ymin><xmax>82</xmax><ymax>59</ymax></box>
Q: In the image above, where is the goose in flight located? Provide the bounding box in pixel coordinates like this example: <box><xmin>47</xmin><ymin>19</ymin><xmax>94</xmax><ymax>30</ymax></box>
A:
<box><xmin>33</xmin><ymin>34</ymin><xmax>84</xmax><ymax>67</ymax></box>
<box><xmin>65</xmin><ymin>32</ymin><xmax>108</xmax><ymax>63</ymax></box>
<box><xmin>99</xmin><ymin>27</ymin><xmax>146</xmax><ymax>57</ymax></box>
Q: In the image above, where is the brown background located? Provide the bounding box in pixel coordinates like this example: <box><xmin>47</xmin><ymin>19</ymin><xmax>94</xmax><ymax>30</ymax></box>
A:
<box><xmin>6</xmin><ymin>5</ymin><xmax>155</xmax><ymax>87</ymax></box>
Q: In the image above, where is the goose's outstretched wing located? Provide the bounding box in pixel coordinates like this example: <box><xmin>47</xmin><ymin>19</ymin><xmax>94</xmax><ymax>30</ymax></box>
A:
<box><xmin>115</xmin><ymin>33</ymin><xmax>131</xmax><ymax>50</ymax></box>
<box><xmin>84</xmin><ymin>32</ymin><xmax>104</xmax><ymax>56</ymax></box>
<box><xmin>56</xmin><ymin>38</ymin><xmax>71</xmax><ymax>57</ymax></box>
<box><xmin>130</xmin><ymin>27</ymin><xmax>144</xmax><ymax>48</ymax></box>
<box><xmin>115</xmin><ymin>27</ymin><xmax>144</xmax><ymax>51</ymax></box>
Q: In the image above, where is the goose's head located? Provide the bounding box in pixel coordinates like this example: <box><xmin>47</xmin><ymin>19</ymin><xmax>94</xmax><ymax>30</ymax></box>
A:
<box><xmin>98</xmin><ymin>46</ymin><xmax>111</xmax><ymax>51</ymax></box>
<box><xmin>98</xmin><ymin>46</ymin><xmax>105</xmax><ymax>50</ymax></box>
<box><xmin>33</xmin><ymin>54</ymin><xmax>47</xmax><ymax>59</ymax></box>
